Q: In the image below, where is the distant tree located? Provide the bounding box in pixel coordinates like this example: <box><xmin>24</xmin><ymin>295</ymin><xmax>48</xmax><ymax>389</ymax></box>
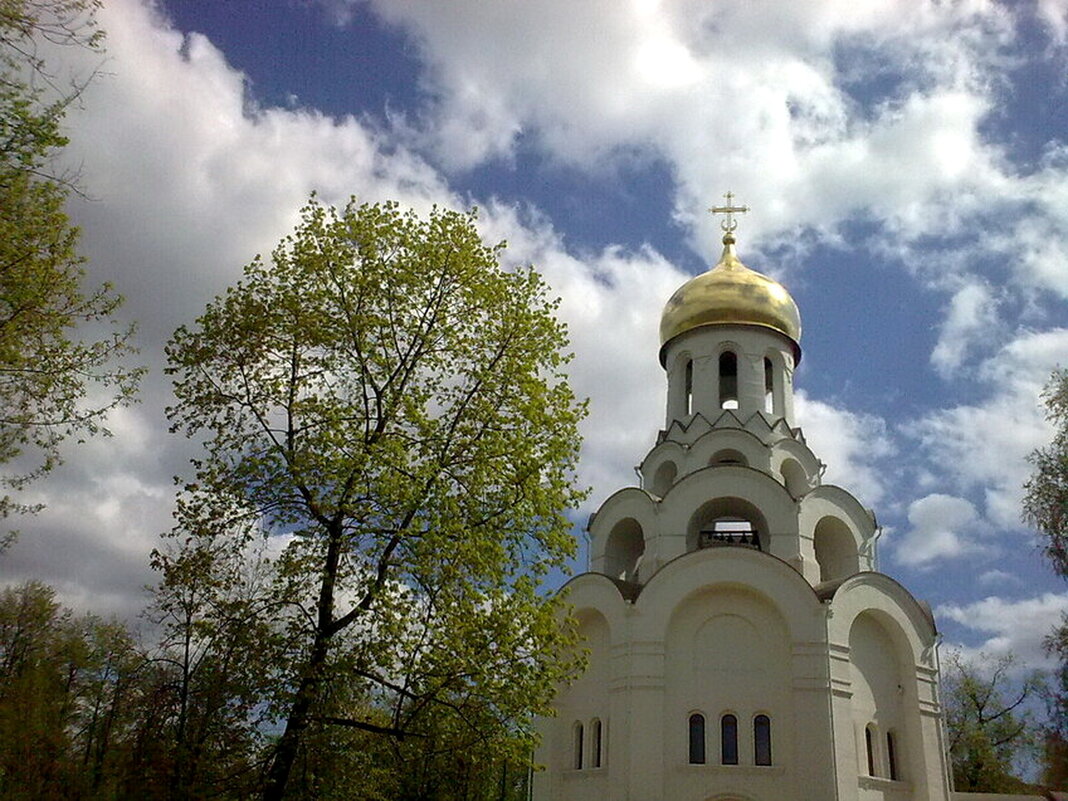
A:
<box><xmin>145</xmin><ymin>528</ymin><xmax>283</xmax><ymax>799</ymax></box>
<box><xmin>0</xmin><ymin>580</ymin><xmax>145</xmax><ymax>800</ymax></box>
<box><xmin>0</xmin><ymin>0</ymin><xmax>142</xmax><ymax>529</ymax></box>
<box><xmin>165</xmin><ymin>197</ymin><xmax>587</xmax><ymax>800</ymax></box>
<box><xmin>942</xmin><ymin>650</ymin><xmax>1044</xmax><ymax>792</ymax></box>
<box><xmin>1025</xmin><ymin>368</ymin><xmax>1068</xmax><ymax>577</ymax></box>
<box><xmin>1024</xmin><ymin>368</ymin><xmax>1068</xmax><ymax>787</ymax></box>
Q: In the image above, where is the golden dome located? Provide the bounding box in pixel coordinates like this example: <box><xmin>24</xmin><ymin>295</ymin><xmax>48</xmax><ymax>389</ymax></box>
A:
<box><xmin>659</xmin><ymin>232</ymin><xmax>802</xmax><ymax>365</ymax></box>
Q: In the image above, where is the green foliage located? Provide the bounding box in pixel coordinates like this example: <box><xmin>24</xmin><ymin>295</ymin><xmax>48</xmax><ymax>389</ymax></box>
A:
<box><xmin>1025</xmin><ymin>368</ymin><xmax>1068</xmax><ymax>578</ymax></box>
<box><xmin>0</xmin><ymin>581</ymin><xmax>146</xmax><ymax>800</ymax></box>
<box><xmin>165</xmin><ymin>197</ymin><xmax>588</xmax><ymax>799</ymax></box>
<box><xmin>942</xmin><ymin>650</ymin><xmax>1044</xmax><ymax>793</ymax></box>
<box><xmin>146</xmin><ymin>530</ymin><xmax>283</xmax><ymax>799</ymax></box>
<box><xmin>0</xmin><ymin>0</ymin><xmax>142</xmax><ymax>524</ymax></box>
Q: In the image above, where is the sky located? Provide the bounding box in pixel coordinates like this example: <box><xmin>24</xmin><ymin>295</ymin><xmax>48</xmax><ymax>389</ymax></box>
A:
<box><xmin>4</xmin><ymin>0</ymin><xmax>1068</xmax><ymax>671</ymax></box>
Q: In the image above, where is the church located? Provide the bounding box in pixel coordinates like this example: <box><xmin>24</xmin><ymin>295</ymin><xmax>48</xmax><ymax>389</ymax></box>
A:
<box><xmin>533</xmin><ymin>201</ymin><xmax>981</xmax><ymax>801</ymax></box>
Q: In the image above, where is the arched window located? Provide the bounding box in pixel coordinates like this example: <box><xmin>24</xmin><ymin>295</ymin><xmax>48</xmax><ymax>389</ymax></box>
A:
<box><xmin>764</xmin><ymin>357</ymin><xmax>774</xmax><ymax>413</ymax></box>
<box><xmin>684</xmin><ymin>359</ymin><xmax>693</xmax><ymax>415</ymax></box>
<box><xmin>886</xmin><ymin>731</ymin><xmax>898</xmax><ymax>780</ymax></box>
<box><xmin>721</xmin><ymin>714</ymin><xmax>738</xmax><ymax>765</ymax></box>
<box><xmin>592</xmin><ymin>719</ymin><xmax>603</xmax><ymax>768</ymax></box>
<box><xmin>688</xmin><ymin>713</ymin><xmax>705</xmax><ymax>764</ymax></box>
<box><xmin>719</xmin><ymin>351</ymin><xmax>738</xmax><ymax>409</ymax></box>
<box><xmin>754</xmin><ymin>715</ymin><xmax>772</xmax><ymax>765</ymax></box>
<box><xmin>865</xmin><ymin>724</ymin><xmax>877</xmax><ymax>776</ymax></box>
<box><xmin>573</xmin><ymin>721</ymin><xmax>584</xmax><ymax>770</ymax></box>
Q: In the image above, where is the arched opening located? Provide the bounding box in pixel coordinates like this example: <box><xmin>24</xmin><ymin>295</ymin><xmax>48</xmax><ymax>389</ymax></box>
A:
<box><xmin>688</xmin><ymin>713</ymin><xmax>705</xmax><ymax>764</ymax></box>
<box><xmin>764</xmin><ymin>357</ymin><xmax>774</xmax><ymax>414</ymax></box>
<box><xmin>573</xmin><ymin>721</ymin><xmax>584</xmax><ymax>770</ymax></box>
<box><xmin>721</xmin><ymin>714</ymin><xmax>739</xmax><ymax>764</ymax></box>
<box><xmin>651</xmin><ymin>460</ymin><xmax>677</xmax><ymax>497</ymax></box>
<box><xmin>592</xmin><ymin>718</ymin><xmax>603</xmax><ymax>768</ymax></box>
<box><xmin>780</xmin><ymin>458</ymin><xmax>808</xmax><ymax>498</ymax></box>
<box><xmin>684</xmin><ymin>358</ymin><xmax>694</xmax><ymax>415</ymax></box>
<box><xmin>689</xmin><ymin>498</ymin><xmax>767</xmax><ymax>553</ymax></box>
<box><xmin>719</xmin><ymin>351</ymin><xmax>738</xmax><ymax>409</ymax></box>
<box><xmin>754</xmin><ymin>714</ymin><xmax>772</xmax><ymax>765</ymax></box>
<box><xmin>865</xmin><ymin>724</ymin><xmax>877</xmax><ymax>776</ymax></box>
<box><xmin>813</xmin><ymin>516</ymin><xmax>859</xmax><ymax>582</ymax></box>
<box><xmin>604</xmin><ymin>518</ymin><xmax>644</xmax><ymax>582</ymax></box>
<box><xmin>886</xmin><ymin>730</ymin><xmax>898</xmax><ymax>780</ymax></box>
<box><xmin>709</xmin><ymin>449</ymin><xmax>748</xmax><ymax>467</ymax></box>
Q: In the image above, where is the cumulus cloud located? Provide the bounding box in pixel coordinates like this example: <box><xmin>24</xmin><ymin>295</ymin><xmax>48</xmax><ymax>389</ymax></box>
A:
<box><xmin>794</xmin><ymin>392</ymin><xmax>894</xmax><ymax>506</ymax></box>
<box><xmin>908</xmin><ymin>328</ymin><xmax>1068</xmax><ymax>530</ymax></box>
<box><xmin>892</xmin><ymin>493</ymin><xmax>986</xmax><ymax>567</ymax></box>
<box><xmin>930</xmin><ymin>281</ymin><xmax>999</xmax><ymax>377</ymax></box>
<box><xmin>939</xmin><ymin>591</ymin><xmax>1068</xmax><ymax>667</ymax></box>
<box><xmin>349</xmin><ymin>0</ymin><xmax>1020</xmax><ymax>254</ymax></box>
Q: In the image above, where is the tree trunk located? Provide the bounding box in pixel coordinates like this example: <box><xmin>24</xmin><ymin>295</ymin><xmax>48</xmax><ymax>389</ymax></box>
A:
<box><xmin>261</xmin><ymin>634</ymin><xmax>330</xmax><ymax>801</ymax></box>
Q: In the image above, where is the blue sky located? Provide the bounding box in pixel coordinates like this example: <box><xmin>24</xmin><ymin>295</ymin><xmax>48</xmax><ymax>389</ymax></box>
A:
<box><xmin>4</xmin><ymin>0</ymin><xmax>1068</xmax><ymax>670</ymax></box>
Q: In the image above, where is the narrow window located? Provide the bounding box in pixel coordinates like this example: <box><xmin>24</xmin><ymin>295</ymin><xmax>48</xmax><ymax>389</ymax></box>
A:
<box><xmin>764</xmin><ymin>357</ymin><xmax>774</xmax><ymax>413</ymax></box>
<box><xmin>721</xmin><ymin>714</ymin><xmax>738</xmax><ymax>765</ymax></box>
<box><xmin>684</xmin><ymin>359</ymin><xmax>693</xmax><ymax>415</ymax></box>
<box><xmin>886</xmin><ymin>731</ymin><xmax>898</xmax><ymax>780</ymax></box>
<box><xmin>719</xmin><ymin>351</ymin><xmax>738</xmax><ymax>409</ymax></box>
<box><xmin>593</xmin><ymin>719</ymin><xmax>603</xmax><ymax>768</ymax></box>
<box><xmin>865</xmin><ymin>725</ymin><xmax>876</xmax><ymax>776</ymax></box>
<box><xmin>688</xmin><ymin>713</ymin><xmax>706</xmax><ymax>764</ymax></box>
<box><xmin>754</xmin><ymin>715</ymin><xmax>772</xmax><ymax>765</ymax></box>
<box><xmin>574</xmin><ymin>722</ymin><xmax>584</xmax><ymax>770</ymax></box>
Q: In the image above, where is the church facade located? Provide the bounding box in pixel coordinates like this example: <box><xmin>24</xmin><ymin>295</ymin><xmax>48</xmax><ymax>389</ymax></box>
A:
<box><xmin>533</xmin><ymin>218</ymin><xmax>954</xmax><ymax>801</ymax></box>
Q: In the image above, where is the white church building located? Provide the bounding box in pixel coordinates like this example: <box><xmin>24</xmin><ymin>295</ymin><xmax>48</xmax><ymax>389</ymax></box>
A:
<box><xmin>533</xmin><ymin>208</ymin><xmax>1040</xmax><ymax>801</ymax></box>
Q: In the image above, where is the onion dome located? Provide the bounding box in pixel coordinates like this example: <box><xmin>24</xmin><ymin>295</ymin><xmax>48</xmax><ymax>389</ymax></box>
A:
<box><xmin>659</xmin><ymin>231</ymin><xmax>802</xmax><ymax>365</ymax></box>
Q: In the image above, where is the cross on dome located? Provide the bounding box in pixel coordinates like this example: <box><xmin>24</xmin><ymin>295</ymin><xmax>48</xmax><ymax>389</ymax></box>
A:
<box><xmin>709</xmin><ymin>191</ymin><xmax>749</xmax><ymax>237</ymax></box>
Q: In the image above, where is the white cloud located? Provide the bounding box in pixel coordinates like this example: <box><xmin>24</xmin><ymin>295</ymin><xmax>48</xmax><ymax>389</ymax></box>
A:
<box><xmin>892</xmin><ymin>493</ymin><xmax>985</xmax><ymax>567</ymax></box>
<box><xmin>938</xmin><ymin>591</ymin><xmax>1068</xmax><ymax>667</ymax></box>
<box><xmin>794</xmin><ymin>392</ymin><xmax>894</xmax><ymax>506</ymax></box>
<box><xmin>930</xmin><ymin>281</ymin><xmax>999</xmax><ymax>376</ymax></box>
<box><xmin>978</xmin><ymin>568</ymin><xmax>1019</xmax><ymax>587</ymax></box>
<box><xmin>353</xmin><ymin>0</ymin><xmax>1018</xmax><ymax>254</ymax></box>
<box><xmin>1036</xmin><ymin>0</ymin><xmax>1068</xmax><ymax>44</ymax></box>
<box><xmin>908</xmin><ymin>328</ymin><xmax>1068</xmax><ymax>530</ymax></box>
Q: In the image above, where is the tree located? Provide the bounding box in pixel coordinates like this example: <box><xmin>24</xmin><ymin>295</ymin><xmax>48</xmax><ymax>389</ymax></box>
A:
<box><xmin>0</xmin><ymin>581</ymin><xmax>146</xmax><ymax>800</ymax></box>
<box><xmin>1024</xmin><ymin>369</ymin><xmax>1068</xmax><ymax>785</ymax></box>
<box><xmin>1025</xmin><ymin>368</ymin><xmax>1068</xmax><ymax>577</ymax></box>
<box><xmin>0</xmin><ymin>0</ymin><xmax>142</xmax><ymax>527</ymax></box>
<box><xmin>166</xmin><ymin>197</ymin><xmax>587</xmax><ymax>800</ymax></box>
<box><xmin>145</xmin><ymin>528</ymin><xmax>284</xmax><ymax>799</ymax></box>
<box><xmin>942</xmin><ymin>650</ymin><xmax>1044</xmax><ymax>792</ymax></box>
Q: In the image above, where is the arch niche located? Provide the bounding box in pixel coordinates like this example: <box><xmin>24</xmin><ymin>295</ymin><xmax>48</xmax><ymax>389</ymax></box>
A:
<box><xmin>604</xmin><ymin>518</ymin><xmax>645</xmax><ymax>582</ymax></box>
<box><xmin>848</xmin><ymin>611</ymin><xmax>909</xmax><ymax>780</ymax></box>
<box><xmin>813</xmin><ymin>516</ymin><xmax>859</xmax><ymax>582</ymax></box>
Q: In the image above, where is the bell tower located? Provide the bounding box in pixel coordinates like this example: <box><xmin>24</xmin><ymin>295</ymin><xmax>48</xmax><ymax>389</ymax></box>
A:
<box><xmin>659</xmin><ymin>195</ymin><xmax>801</xmax><ymax>430</ymax></box>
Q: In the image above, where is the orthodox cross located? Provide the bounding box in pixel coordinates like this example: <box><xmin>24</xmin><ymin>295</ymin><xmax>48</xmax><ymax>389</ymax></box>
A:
<box><xmin>709</xmin><ymin>191</ymin><xmax>749</xmax><ymax>233</ymax></box>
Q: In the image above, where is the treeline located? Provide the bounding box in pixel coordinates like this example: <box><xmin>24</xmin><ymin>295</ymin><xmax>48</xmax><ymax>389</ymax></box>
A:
<box><xmin>0</xmin><ymin>580</ymin><xmax>534</xmax><ymax>801</ymax></box>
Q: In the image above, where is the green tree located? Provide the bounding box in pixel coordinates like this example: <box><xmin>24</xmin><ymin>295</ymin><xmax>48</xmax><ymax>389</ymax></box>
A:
<box><xmin>1024</xmin><ymin>368</ymin><xmax>1068</xmax><ymax>785</ymax></box>
<box><xmin>0</xmin><ymin>0</ymin><xmax>142</xmax><ymax>527</ymax></box>
<box><xmin>943</xmin><ymin>650</ymin><xmax>1044</xmax><ymax>793</ymax></box>
<box><xmin>0</xmin><ymin>581</ymin><xmax>146</xmax><ymax>800</ymax></box>
<box><xmin>166</xmin><ymin>197</ymin><xmax>587</xmax><ymax>800</ymax></box>
<box><xmin>145</xmin><ymin>528</ymin><xmax>284</xmax><ymax>799</ymax></box>
<box><xmin>1025</xmin><ymin>368</ymin><xmax>1068</xmax><ymax>576</ymax></box>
